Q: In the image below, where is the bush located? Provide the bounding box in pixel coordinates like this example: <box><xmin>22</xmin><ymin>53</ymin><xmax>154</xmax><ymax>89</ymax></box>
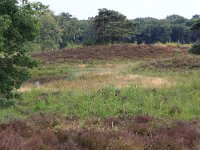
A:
<box><xmin>189</xmin><ymin>41</ymin><xmax>200</xmax><ymax>55</ymax></box>
<box><xmin>0</xmin><ymin>98</ymin><xmax>15</xmax><ymax>108</ymax></box>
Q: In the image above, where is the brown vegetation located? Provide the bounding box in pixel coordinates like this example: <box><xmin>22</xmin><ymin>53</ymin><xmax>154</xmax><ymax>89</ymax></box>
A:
<box><xmin>140</xmin><ymin>55</ymin><xmax>200</xmax><ymax>71</ymax></box>
<box><xmin>1</xmin><ymin>113</ymin><xmax>200</xmax><ymax>150</ymax></box>
<box><xmin>32</xmin><ymin>44</ymin><xmax>188</xmax><ymax>63</ymax></box>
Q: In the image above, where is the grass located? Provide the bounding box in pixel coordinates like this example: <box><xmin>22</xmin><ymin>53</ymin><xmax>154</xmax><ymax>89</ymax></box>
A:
<box><xmin>2</xmin><ymin>44</ymin><xmax>200</xmax><ymax>149</ymax></box>
<box><xmin>1</xmin><ymin>44</ymin><xmax>200</xmax><ymax>122</ymax></box>
<box><xmin>19</xmin><ymin>78</ymin><xmax>200</xmax><ymax>120</ymax></box>
<box><xmin>1</xmin><ymin>53</ymin><xmax>200</xmax><ymax>123</ymax></box>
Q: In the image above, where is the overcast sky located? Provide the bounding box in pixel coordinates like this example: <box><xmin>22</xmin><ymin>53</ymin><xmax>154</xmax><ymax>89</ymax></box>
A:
<box><xmin>29</xmin><ymin>0</ymin><xmax>200</xmax><ymax>19</ymax></box>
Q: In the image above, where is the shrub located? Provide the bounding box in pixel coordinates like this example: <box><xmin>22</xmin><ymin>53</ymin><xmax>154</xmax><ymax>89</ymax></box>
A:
<box><xmin>189</xmin><ymin>41</ymin><xmax>200</xmax><ymax>55</ymax></box>
<box><xmin>0</xmin><ymin>97</ymin><xmax>15</xmax><ymax>108</ymax></box>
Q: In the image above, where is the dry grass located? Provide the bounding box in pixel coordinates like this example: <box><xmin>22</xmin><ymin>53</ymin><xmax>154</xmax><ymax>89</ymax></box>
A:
<box><xmin>118</xmin><ymin>74</ymin><xmax>173</xmax><ymax>88</ymax></box>
<box><xmin>19</xmin><ymin>63</ymin><xmax>173</xmax><ymax>92</ymax></box>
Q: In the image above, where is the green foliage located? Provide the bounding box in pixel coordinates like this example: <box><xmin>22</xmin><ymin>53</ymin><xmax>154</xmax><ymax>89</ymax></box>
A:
<box><xmin>57</xmin><ymin>13</ymin><xmax>87</xmax><ymax>48</ymax></box>
<box><xmin>0</xmin><ymin>97</ymin><xmax>15</xmax><ymax>108</ymax></box>
<box><xmin>24</xmin><ymin>10</ymin><xmax>200</xmax><ymax>50</ymax></box>
<box><xmin>166</xmin><ymin>14</ymin><xmax>188</xmax><ymax>24</ymax></box>
<box><xmin>189</xmin><ymin>41</ymin><xmax>200</xmax><ymax>55</ymax></box>
<box><xmin>22</xmin><ymin>41</ymin><xmax>42</xmax><ymax>52</ymax></box>
<box><xmin>190</xmin><ymin>19</ymin><xmax>200</xmax><ymax>55</ymax></box>
<box><xmin>170</xmin><ymin>25</ymin><xmax>187</xmax><ymax>43</ymax></box>
<box><xmin>82</xmin><ymin>20</ymin><xmax>97</xmax><ymax>45</ymax></box>
<box><xmin>133</xmin><ymin>18</ymin><xmax>171</xmax><ymax>43</ymax></box>
<box><xmin>92</xmin><ymin>8</ymin><xmax>135</xmax><ymax>44</ymax></box>
<box><xmin>0</xmin><ymin>0</ymin><xmax>44</xmax><ymax>105</ymax></box>
<box><xmin>39</xmin><ymin>11</ymin><xmax>62</xmax><ymax>50</ymax></box>
<box><xmin>132</xmin><ymin>15</ymin><xmax>200</xmax><ymax>44</ymax></box>
<box><xmin>191</xmin><ymin>19</ymin><xmax>200</xmax><ymax>30</ymax></box>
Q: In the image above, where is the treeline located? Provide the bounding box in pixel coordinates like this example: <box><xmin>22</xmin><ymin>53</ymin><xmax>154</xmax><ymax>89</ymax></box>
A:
<box><xmin>132</xmin><ymin>15</ymin><xmax>200</xmax><ymax>44</ymax></box>
<box><xmin>25</xmin><ymin>8</ymin><xmax>200</xmax><ymax>51</ymax></box>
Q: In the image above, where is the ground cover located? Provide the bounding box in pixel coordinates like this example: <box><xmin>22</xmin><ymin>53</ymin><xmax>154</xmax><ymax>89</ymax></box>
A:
<box><xmin>1</xmin><ymin>44</ymin><xmax>200</xmax><ymax>149</ymax></box>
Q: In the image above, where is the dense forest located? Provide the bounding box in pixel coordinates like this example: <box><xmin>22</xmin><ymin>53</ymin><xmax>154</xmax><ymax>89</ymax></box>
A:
<box><xmin>25</xmin><ymin>7</ymin><xmax>200</xmax><ymax>51</ymax></box>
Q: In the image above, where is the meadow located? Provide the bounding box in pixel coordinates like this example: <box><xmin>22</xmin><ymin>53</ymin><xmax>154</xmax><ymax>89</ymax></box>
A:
<box><xmin>1</xmin><ymin>44</ymin><xmax>200</xmax><ymax>149</ymax></box>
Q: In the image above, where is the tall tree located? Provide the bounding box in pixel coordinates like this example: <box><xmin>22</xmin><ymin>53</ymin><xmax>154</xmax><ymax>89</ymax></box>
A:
<box><xmin>56</xmin><ymin>12</ymin><xmax>73</xmax><ymax>48</ymax></box>
<box><xmin>82</xmin><ymin>19</ymin><xmax>97</xmax><ymax>45</ymax></box>
<box><xmin>133</xmin><ymin>18</ymin><xmax>171</xmax><ymax>44</ymax></box>
<box><xmin>93</xmin><ymin>8</ymin><xmax>135</xmax><ymax>43</ymax></box>
<box><xmin>57</xmin><ymin>13</ymin><xmax>87</xmax><ymax>48</ymax></box>
<box><xmin>170</xmin><ymin>25</ymin><xmax>186</xmax><ymax>43</ymax></box>
<box><xmin>191</xmin><ymin>20</ymin><xmax>200</xmax><ymax>30</ymax></box>
<box><xmin>192</xmin><ymin>15</ymin><xmax>200</xmax><ymax>19</ymax></box>
<box><xmin>166</xmin><ymin>15</ymin><xmax>187</xmax><ymax>24</ymax></box>
<box><xmin>189</xmin><ymin>19</ymin><xmax>200</xmax><ymax>55</ymax></box>
<box><xmin>39</xmin><ymin>10</ymin><xmax>62</xmax><ymax>50</ymax></box>
<box><xmin>0</xmin><ymin>0</ymin><xmax>46</xmax><ymax>106</ymax></box>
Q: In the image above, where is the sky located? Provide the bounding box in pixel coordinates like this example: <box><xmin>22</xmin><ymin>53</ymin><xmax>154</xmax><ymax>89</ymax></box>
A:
<box><xmin>29</xmin><ymin>0</ymin><xmax>200</xmax><ymax>20</ymax></box>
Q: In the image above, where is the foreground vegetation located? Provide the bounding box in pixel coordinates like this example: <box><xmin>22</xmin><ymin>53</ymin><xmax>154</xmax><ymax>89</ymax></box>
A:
<box><xmin>2</xmin><ymin>113</ymin><xmax>200</xmax><ymax>150</ymax></box>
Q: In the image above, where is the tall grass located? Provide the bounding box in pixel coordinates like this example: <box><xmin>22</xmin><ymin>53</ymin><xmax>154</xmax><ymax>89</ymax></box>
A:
<box><xmin>1</xmin><ymin>52</ymin><xmax>200</xmax><ymax>122</ymax></box>
<box><xmin>2</xmin><ymin>74</ymin><xmax>198</xmax><ymax>123</ymax></box>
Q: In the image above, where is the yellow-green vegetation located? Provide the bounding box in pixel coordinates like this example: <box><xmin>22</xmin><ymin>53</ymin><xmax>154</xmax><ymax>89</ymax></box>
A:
<box><xmin>1</xmin><ymin>51</ymin><xmax>200</xmax><ymax>123</ymax></box>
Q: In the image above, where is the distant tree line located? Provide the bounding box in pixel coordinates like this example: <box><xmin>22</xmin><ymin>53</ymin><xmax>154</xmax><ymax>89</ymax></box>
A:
<box><xmin>189</xmin><ymin>17</ymin><xmax>200</xmax><ymax>55</ymax></box>
<box><xmin>132</xmin><ymin>15</ymin><xmax>200</xmax><ymax>44</ymax></box>
<box><xmin>24</xmin><ymin>8</ymin><xmax>200</xmax><ymax>51</ymax></box>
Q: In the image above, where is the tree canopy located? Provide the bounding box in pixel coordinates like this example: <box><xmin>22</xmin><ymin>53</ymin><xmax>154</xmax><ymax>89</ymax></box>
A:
<box><xmin>39</xmin><ymin>10</ymin><xmax>62</xmax><ymax>50</ymax></box>
<box><xmin>189</xmin><ymin>19</ymin><xmax>200</xmax><ymax>55</ymax></box>
<box><xmin>191</xmin><ymin>20</ymin><xmax>200</xmax><ymax>30</ymax></box>
<box><xmin>0</xmin><ymin>0</ymin><xmax>46</xmax><ymax>106</ymax></box>
<box><xmin>22</xmin><ymin>9</ymin><xmax>200</xmax><ymax>50</ymax></box>
<box><xmin>1</xmin><ymin>4</ymin><xmax>200</xmax><ymax>51</ymax></box>
<box><xmin>92</xmin><ymin>9</ymin><xmax>135</xmax><ymax>44</ymax></box>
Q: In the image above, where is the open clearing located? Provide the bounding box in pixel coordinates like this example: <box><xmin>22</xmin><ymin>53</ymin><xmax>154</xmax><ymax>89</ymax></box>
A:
<box><xmin>1</xmin><ymin>44</ymin><xmax>200</xmax><ymax>149</ymax></box>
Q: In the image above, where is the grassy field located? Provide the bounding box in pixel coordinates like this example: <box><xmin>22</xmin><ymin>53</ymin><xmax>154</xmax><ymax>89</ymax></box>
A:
<box><xmin>1</xmin><ymin>44</ymin><xmax>200</xmax><ymax>149</ymax></box>
<box><xmin>10</xmin><ymin>60</ymin><xmax>199</xmax><ymax>121</ymax></box>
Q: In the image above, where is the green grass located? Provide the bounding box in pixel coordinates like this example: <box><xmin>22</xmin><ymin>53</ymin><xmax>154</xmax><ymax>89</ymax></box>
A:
<box><xmin>19</xmin><ymin>78</ymin><xmax>200</xmax><ymax>120</ymax></box>
<box><xmin>30</xmin><ymin>63</ymin><xmax>70</xmax><ymax>79</ymax></box>
<box><xmin>1</xmin><ymin>54</ymin><xmax>200</xmax><ymax>123</ymax></box>
<box><xmin>30</xmin><ymin>60</ymin><xmax>118</xmax><ymax>80</ymax></box>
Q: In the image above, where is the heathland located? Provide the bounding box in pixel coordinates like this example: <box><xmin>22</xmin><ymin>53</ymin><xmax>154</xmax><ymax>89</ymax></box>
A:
<box><xmin>1</xmin><ymin>44</ymin><xmax>200</xmax><ymax>149</ymax></box>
